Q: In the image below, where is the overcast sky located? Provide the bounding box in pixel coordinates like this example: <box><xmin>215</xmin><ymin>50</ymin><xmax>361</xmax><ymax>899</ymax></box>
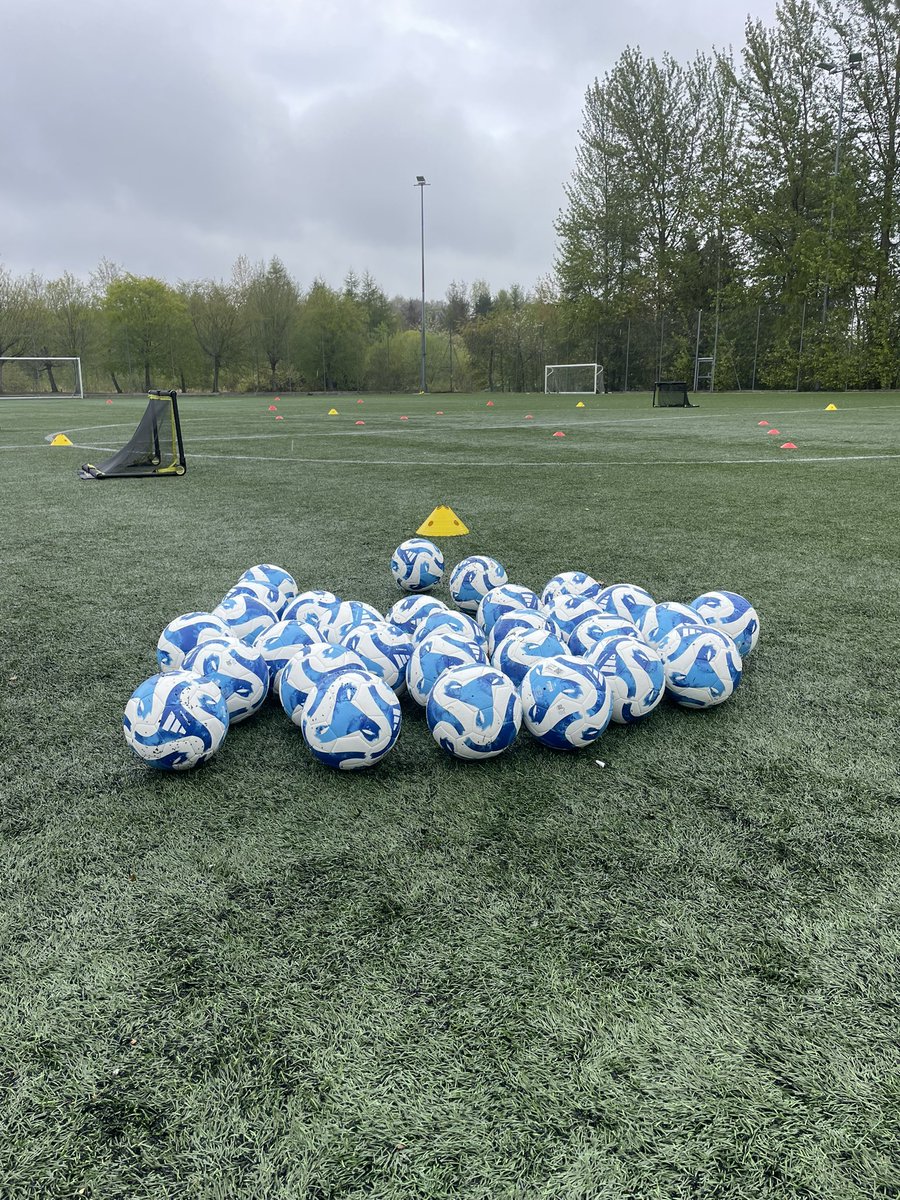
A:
<box><xmin>3</xmin><ymin>0</ymin><xmax>778</xmax><ymax>301</ymax></box>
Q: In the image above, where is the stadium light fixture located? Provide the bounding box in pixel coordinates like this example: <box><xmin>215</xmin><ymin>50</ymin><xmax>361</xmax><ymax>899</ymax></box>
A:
<box><xmin>818</xmin><ymin>52</ymin><xmax>864</xmax><ymax>320</ymax></box>
<box><xmin>415</xmin><ymin>175</ymin><xmax>430</xmax><ymax>392</ymax></box>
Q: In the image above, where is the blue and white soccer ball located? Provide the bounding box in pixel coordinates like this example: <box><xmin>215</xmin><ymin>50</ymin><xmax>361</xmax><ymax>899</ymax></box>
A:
<box><xmin>278</xmin><ymin>644</ymin><xmax>368</xmax><ymax>724</ymax></box>
<box><xmin>658</xmin><ymin>625</ymin><xmax>743</xmax><ymax>708</ymax></box>
<box><xmin>540</xmin><ymin>593</ymin><xmax>603</xmax><ymax>644</ymax></box>
<box><xmin>568</xmin><ymin>615</ymin><xmax>639</xmax><ymax>657</ymax></box>
<box><xmin>156</xmin><ymin>611</ymin><xmax>232</xmax><ymax>673</ymax></box>
<box><xmin>254</xmin><ymin>619</ymin><xmax>325</xmax><ymax>688</ymax></box>
<box><xmin>182</xmin><ymin>636</ymin><xmax>269</xmax><ymax>723</ymax></box>
<box><xmin>342</xmin><ymin>620</ymin><xmax>413</xmax><ymax>692</ymax></box>
<box><xmin>495</xmin><ymin>630</ymin><xmax>571</xmax><ymax>689</ymax></box>
<box><xmin>540</xmin><ymin>571</ymin><xmax>603</xmax><ymax>609</ymax></box>
<box><xmin>588</xmin><ymin>634</ymin><xmax>665</xmax><ymax>724</ymax></box>
<box><xmin>224</xmin><ymin>579</ymin><xmax>285</xmax><ymax>617</ymax></box>
<box><xmin>212</xmin><ymin>591</ymin><xmax>279</xmax><ymax>644</ymax></box>
<box><xmin>321</xmin><ymin>599</ymin><xmax>383</xmax><ymax>645</ymax></box>
<box><xmin>385</xmin><ymin>594</ymin><xmax>447</xmax><ymax>633</ymax></box>
<box><xmin>300</xmin><ymin>669</ymin><xmax>402</xmax><ymax>770</ymax></box>
<box><xmin>636</xmin><ymin>601</ymin><xmax>705</xmax><ymax>649</ymax></box>
<box><xmin>596</xmin><ymin>583</ymin><xmax>656</xmax><ymax>626</ymax></box>
<box><xmin>282</xmin><ymin>589</ymin><xmax>339</xmax><ymax>628</ymax></box>
<box><xmin>123</xmin><ymin>670</ymin><xmax>229</xmax><ymax>770</ymax></box>
<box><xmin>488</xmin><ymin>611</ymin><xmax>563</xmax><ymax>658</ymax></box>
<box><xmin>426</xmin><ymin>663</ymin><xmax>522</xmax><ymax>760</ymax></box>
<box><xmin>237</xmin><ymin>564</ymin><xmax>297</xmax><ymax>612</ymax></box>
<box><xmin>390</xmin><ymin>537</ymin><xmax>445</xmax><ymax>592</ymax></box>
<box><xmin>406</xmin><ymin>632</ymin><xmax>488</xmax><ymax>706</ymax></box>
<box><xmin>448</xmin><ymin>555</ymin><xmax>509</xmax><ymax>613</ymax></box>
<box><xmin>520</xmin><ymin>657</ymin><xmax>612</xmax><ymax>750</ymax></box>
<box><xmin>477</xmin><ymin>584</ymin><xmax>541</xmax><ymax>634</ymax></box>
<box><xmin>414</xmin><ymin>607</ymin><xmax>485</xmax><ymax>647</ymax></box>
<box><xmin>689</xmin><ymin>590</ymin><xmax>760</xmax><ymax>657</ymax></box>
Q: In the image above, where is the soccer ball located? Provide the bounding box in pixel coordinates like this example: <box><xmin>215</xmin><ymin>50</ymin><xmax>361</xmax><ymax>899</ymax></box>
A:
<box><xmin>342</xmin><ymin>620</ymin><xmax>413</xmax><ymax>692</ymax></box>
<box><xmin>588</xmin><ymin>634</ymin><xmax>665</xmax><ymax>724</ymax></box>
<box><xmin>212</xmin><ymin>591</ymin><xmax>279</xmax><ymax>644</ymax></box>
<box><xmin>156</xmin><ymin>611</ymin><xmax>232</xmax><ymax>672</ymax></box>
<box><xmin>406</xmin><ymin>631</ymin><xmax>487</xmax><ymax>706</ymax></box>
<box><xmin>254</xmin><ymin>619</ymin><xmax>325</xmax><ymax>688</ymax></box>
<box><xmin>494</xmin><ymin>629</ymin><xmax>571</xmax><ymax>689</ymax></box>
<box><xmin>182</xmin><ymin>636</ymin><xmax>269</xmax><ymax>723</ymax></box>
<box><xmin>520</xmin><ymin>657</ymin><xmax>612</xmax><ymax>750</ymax></box>
<box><xmin>689</xmin><ymin>590</ymin><xmax>760</xmax><ymax>657</ymax></box>
<box><xmin>223</xmin><ymin>579</ymin><xmax>285</xmax><ymax>616</ymax></box>
<box><xmin>477</xmin><ymin>584</ymin><xmax>541</xmax><ymax>634</ymax></box>
<box><xmin>385</xmin><ymin>594</ymin><xmax>447</xmax><ymax>633</ymax></box>
<box><xmin>278</xmin><ymin>644</ymin><xmax>368</xmax><ymax>724</ymax></box>
<box><xmin>542</xmin><ymin>593</ymin><xmax>604</xmax><ymax>644</ymax></box>
<box><xmin>426</xmin><ymin>664</ymin><xmax>522</xmax><ymax>760</ymax></box>
<box><xmin>540</xmin><ymin>571</ymin><xmax>603</xmax><ymax>609</ymax></box>
<box><xmin>390</xmin><ymin>537</ymin><xmax>445</xmax><ymax>592</ymax></box>
<box><xmin>123</xmin><ymin>670</ymin><xmax>229</xmax><ymax>770</ymax></box>
<box><xmin>282</xmin><ymin>589</ymin><xmax>339</xmax><ymax>627</ymax></box>
<box><xmin>568</xmin><ymin>615</ymin><xmax>638</xmax><ymax>657</ymax></box>
<box><xmin>636</xmin><ymin>601</ymin><xmax>705</xmax><ymax>648</ymax></box>
<box><xmin>448</xmin><ymin>555</ymin><xmax>509</xmax><ymax>613</ymax></box>
<box><xmin>300</xmin><ymin>669</ymin><xmax>402</xmax><ymax>770</ymax></box>
<box><xmin>320</xmin><ymin>599</ymin><xmax>383</xmax><ymax>645</ymax></box>
<box><xmin>596</xmin><ymin>583</ymin><xmax>656</xmax><ymax>625</ymax></box>
<box><xmin>237</xmin><ymin>563</ymin><xmax>297</xmax><ymax>611</ymax></box>
<box><xmin>658</xmin><ymin>625</ymin><xmax>743</xmax><ymax>708</ymax></box>
<box><xmin>488</xmin><ymin>611</ymin><xmax>563</xmax><ymax>658</ymax></box>
<box><xmin>414</xmin><ymin>608</ymin><xmax>485</xmax><ymax>647</ymax></box>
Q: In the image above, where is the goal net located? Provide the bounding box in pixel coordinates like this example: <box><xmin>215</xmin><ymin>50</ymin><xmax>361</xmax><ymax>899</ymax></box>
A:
<box><xmin>79</xmin><ymin>390</ymin><xmax>186</xmax><ymax>480</ymax></box>
<box><xmin>544</xmin><ymin>363</ymin><xmax>603</xmax><ymax>395</ymax></box>
<box><xmin>0</xmin><ymin>356</ymin><xmax>84</xmax><ymax>399</ymax></box>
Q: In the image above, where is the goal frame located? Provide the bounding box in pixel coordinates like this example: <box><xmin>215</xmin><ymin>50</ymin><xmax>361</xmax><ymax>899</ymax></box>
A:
<box><xmin>544</xmin><ymin>362</ymin><xmax>603</xmax><ymax>395</ymax></box>
<box><xmin>0</xmin><ymin>356</ymin><xmax>84</xmax><ymax>399</ymax></box>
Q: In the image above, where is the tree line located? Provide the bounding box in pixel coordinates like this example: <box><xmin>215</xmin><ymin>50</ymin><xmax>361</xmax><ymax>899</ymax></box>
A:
<box><xmin>1</xmin><ymin>0</ymin><xmax>897</xmax><ymax>395</ymax></box>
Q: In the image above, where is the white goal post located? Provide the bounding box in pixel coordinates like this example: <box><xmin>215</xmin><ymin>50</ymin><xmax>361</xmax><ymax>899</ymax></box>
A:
<box><xmin>544</xmin><ymin>362</ymin><xmax>603</xmax><ymax>395</ymax></box>
<box><xmin>0</xmin><ymin>356</ymin><xmax>84</xmax><ymax>399</ymax></box>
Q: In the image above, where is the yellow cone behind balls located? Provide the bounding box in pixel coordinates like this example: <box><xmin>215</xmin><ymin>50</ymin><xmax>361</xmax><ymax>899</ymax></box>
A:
<box><xmin>50</xmin><ymin>433</ymin><xmax>73</xmax><ymax>446</ymax></box>
<box><xmin>825</xmin><ymin>403</ymin><xmax>837</xmax><ymax>410</ymax></box>
<box><xmin>416</xmin><ymin>504</ymin><xmax>470</xmax><ymax>536</ymax></box>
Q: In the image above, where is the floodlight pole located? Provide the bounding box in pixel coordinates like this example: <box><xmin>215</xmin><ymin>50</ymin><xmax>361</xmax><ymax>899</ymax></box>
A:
<box><xmin>817</xmin><ymin>53</ymin><xmax>863</xmax><ymax>322</ymax></box>
<box><xmin>415</xmin><ymin>175</ymin><xmax>430</xmax><ymax>392</ymax></box>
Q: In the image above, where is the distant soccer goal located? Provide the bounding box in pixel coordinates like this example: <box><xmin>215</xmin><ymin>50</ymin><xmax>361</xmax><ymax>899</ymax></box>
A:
<box><xmin>544</xmin><ymin>362</ymin><xmax>603</xmax><ymax>395</ymax></box>
<box><xmin>0</xmin><ymin>356</ymin><xmax>84</xmax><ymax>399</ymax></box>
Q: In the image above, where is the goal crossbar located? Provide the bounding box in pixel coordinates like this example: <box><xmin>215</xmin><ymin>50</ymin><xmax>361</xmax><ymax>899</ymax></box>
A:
<box><xmin>544</xmin><ymin>362</ymin><xmax>603</xmax><ymax>395</ymax></box>
<box><xmin>0</xmin><ymin>356</ymin><xmax>84</xmax><ymax>399</ymax></box>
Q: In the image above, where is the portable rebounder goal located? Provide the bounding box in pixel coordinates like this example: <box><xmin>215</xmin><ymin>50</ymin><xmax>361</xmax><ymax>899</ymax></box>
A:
<box><xmin>79</xmin><ymin>389</ymin><xmax>186</xmax><ymax>480</ymax></box>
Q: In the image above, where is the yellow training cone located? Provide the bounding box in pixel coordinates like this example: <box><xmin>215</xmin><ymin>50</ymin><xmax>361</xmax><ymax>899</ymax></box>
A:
<box><xmin>575</xmin><ymin>401</ymin><xmax>585</xmax><ymax>408</ymax></box>
<box><xmin>825</xmin><ymin>403</ymin><xmax>837</xmax><ymax>410</ymax></box>
<box><xmin>416</xmin><ymin>505</ymin><xmax>470</xmax><ymax>536</ymax></box>
<box><xmin>50</xmin><ymin>434</ymin><xmax>73</xmax><ymax>446</ymax></box>
<box><xmin>327</xmin><ymin>408</ymin><xmax>339</xmax><ymax>415</ymax></box>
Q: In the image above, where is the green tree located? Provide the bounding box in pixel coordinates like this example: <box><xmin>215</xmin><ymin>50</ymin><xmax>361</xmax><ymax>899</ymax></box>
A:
<box><xmin>183</xmin><ymin>279</ymin><xmax>243</xmax><ymax>393</ymax></box>
<box><xmin>242</xmin><ymin>257</ymin><xmax>300</xmax><ymax>390</ymax></box>
<box><xmin>103</xmin><ymin>275</ymin><xmax>188</xmax><ymax>392</ymax></box>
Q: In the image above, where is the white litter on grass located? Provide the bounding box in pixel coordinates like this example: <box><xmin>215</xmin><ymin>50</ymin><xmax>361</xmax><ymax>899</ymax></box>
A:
<box><xmin>595</xmin><ymin>760</ymin><xmax>606</xmax><ymax>768</ymax></box>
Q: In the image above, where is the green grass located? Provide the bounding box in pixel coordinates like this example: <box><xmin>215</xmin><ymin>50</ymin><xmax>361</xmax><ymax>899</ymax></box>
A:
<box><xmin>1</xmin><ymin>390</ymin><xmax>899</xmax><ymax>1199</ymax></box>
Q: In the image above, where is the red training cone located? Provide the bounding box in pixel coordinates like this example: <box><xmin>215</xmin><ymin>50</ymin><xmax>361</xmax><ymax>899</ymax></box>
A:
<box><xmin>275</xmin><ymin>415</ymin><xmax>283</xmax><ymax>421</ymax></box>
<box><xmin>357</xmin><ymin>398</ymin><xmax>364</xmax><ymax>404</ymax></box>
<box><xmin>268</xmin><ymin>404</ymin><xmax>278</xmax><ymax>411</ymax></box>
<box><xmin>486</xmin><ymin>400</ymin><xmax>494</xmax><ymax>407</ymax></box>
<box><xmin>767</xmin><ymin>429</ymin><xmax>781</xmax><ymax>435</ymax></box>
<box><xmin>355</xmin><ymin>420</ymin><xmax>365</xmax><ymax>426</ymax></box>
<box><xmin>780</xmin><ymin>442</ymin><xmax>797</xmax><ymax>449</ymax></box>
<box><xmin>524</xmin><ymin>414</ymin><xmax>534</xmax><ymax>420</ymax></box>
<box><xmin>552</xmin><ymin>431</ymin><xmax>566</xmax><ymax>438</ymax></box>
<box><xmin>758</xmin><ymin>420</ymin><xmax>769</xmax><ymax>426</ymax></box>
<box><xmin>400</xmin><ymin>416</ymin><xmax>409</xmax><ymax>421</ymax></box>
<box><xmin>436</xmin><ymin>410</ymin><xmax>444</xmax><ymax>415</ymax></box>
<box><xmin>105</xmin><ymin>398</ymin><xmax>113</xmax><ymax>404</ymax></box>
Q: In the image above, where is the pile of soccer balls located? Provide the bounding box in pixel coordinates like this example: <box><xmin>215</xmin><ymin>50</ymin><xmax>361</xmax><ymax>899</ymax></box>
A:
<box><xmin>122</xmin><ymin>535</ymin><xmax>759</xmax><ymax>773</ymax></box>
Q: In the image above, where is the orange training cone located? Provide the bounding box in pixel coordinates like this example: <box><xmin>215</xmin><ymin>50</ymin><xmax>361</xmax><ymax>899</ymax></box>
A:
<box><xmin>416</xmin><ymin>505</ymin><xmax>470</xmax><ymax>536</ymax></box>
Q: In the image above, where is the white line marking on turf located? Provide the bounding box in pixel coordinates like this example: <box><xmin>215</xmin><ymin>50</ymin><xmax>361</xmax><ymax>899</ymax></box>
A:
<box><xmin>184</xmin><ymin>451</ymin><xmax>900</xmax><ymax>467</ymax></box>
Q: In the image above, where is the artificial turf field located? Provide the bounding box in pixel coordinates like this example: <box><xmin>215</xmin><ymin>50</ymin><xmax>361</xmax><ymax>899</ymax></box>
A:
<box><xmin>1</xmin><ymin>389</ymin><xmax>899</xmax><ymax>1200</ymax></box>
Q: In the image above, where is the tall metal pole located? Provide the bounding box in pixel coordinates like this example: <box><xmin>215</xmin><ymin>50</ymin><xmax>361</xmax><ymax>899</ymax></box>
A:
<box><xmin>818</xmin><ymin>54</ymin><xmax>862</xmax><ymax>323</ymax></box>
<box><xmin>415</xmin><ymin>176</ymin><xmax>429</xmax><ymax>392</ymax></box>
